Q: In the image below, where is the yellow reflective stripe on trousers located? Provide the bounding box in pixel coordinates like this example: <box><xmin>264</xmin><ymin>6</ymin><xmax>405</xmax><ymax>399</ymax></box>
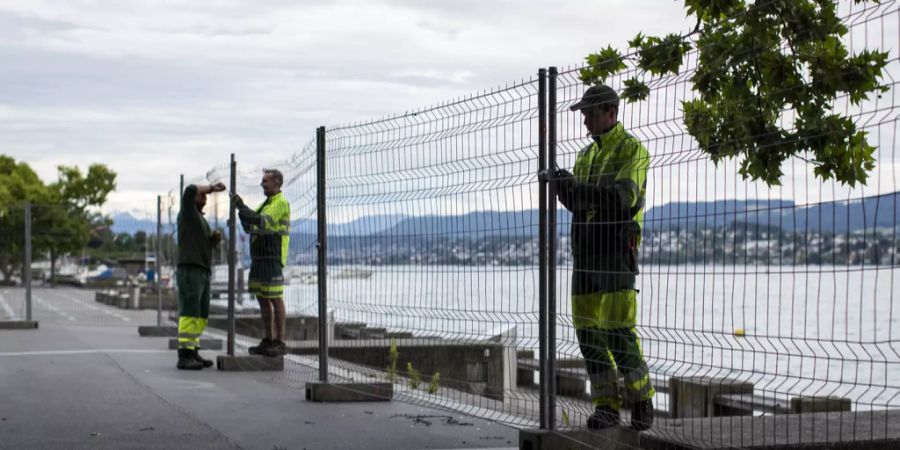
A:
<box><xmin>622</xmin><ymin>330</ymin><xmax>655</xmax><ymax>401</ymax></box>
<box><xmin>589</xmin><ymin>369</ymin><xmax>619</xmax><ymax>403</ymax></box>
<box><xmin>177</xmin><ymin>316</ymin><xmax>207</xmax><ymax>349</ymax></box>
<box><xmin>624</xmin><ymin>373</ymin><xmax>655</xmax><ymax>401</ymax></box>
<box><xmin>571</xmin><ymin>289</ymin><xmax>637</xmax><ymax>330</ymax></box>
<box><xmin>248</xmin><ymin>283</ymin><xmax>284</xmax><ymax>293</ymax></box>
<box><xmin>248</xmin><ymin>281</ymin><xmax>284</xmax><ymax>300</ymax></box>
<box><xmin>248</xmin><ymin>281</ymin><xmax>284</xmax><ymax>289</ymax></box>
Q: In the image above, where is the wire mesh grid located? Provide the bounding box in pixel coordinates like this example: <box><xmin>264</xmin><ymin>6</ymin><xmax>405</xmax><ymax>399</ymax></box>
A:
<box><xmin>320</xmin><ymin>78</ymin><xmax>544</xmax><ymax>427</ymax></box>
<box><xmin>0</xmin><ymin>202</ymin><xmax>27</xmax><ymax>321</ymax></box>
<box><xmin>204</xmin><ymin>141</ymin><xmax>322</xmax><ymax>380</ymax></box>
<box><xmin>2</xmin><ymin>2</ymin><xmax>897</xmax><ymax>448</ymax></box>
<box><xmin>3</xmin><ymin>198</ymin><xmax>174</xmax><ymax>326</ymax></box>
<box><xmin>549</xmin><ymin>1</ymin><xmax>900</xmax><ymax>448</ymax></box>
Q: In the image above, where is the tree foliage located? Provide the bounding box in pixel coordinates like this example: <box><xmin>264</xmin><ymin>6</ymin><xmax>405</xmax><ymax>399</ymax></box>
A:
<box><xmin>579</xmin><ymin>0</ymin><xmax>889</xmax><ymax>186</ymax></box>
<box><xmin>0</xmin><ymin>156</ymin><xmax>51</xmax><ymax>281</ymax></box>
<box><xmin>0</xmin><ymin>155</ymin><xmax>117</xmax><ymax>281</ymax></box>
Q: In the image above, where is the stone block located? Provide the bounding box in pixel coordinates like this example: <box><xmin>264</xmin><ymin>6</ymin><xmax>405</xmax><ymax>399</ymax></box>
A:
<box><xmin>670</xmin><ymin>376</ymin><xmax>754</xmax><ymax>418</ymax></box>
<box><xmin>790</xmin><ymin>396</ymin><xmax>852</xmax><ymax>414</ymax></box>
<box><xmin>216</xmin><ymin>355</ymin><xmax>284</xmax><ymax>371</ymax></box>
<box><xmin>556</xmin><ymin>369</ymin><xmax>588</xmax><ymax>399</ymax></box>
<box><xmin>137</xmin><ymin>326</ymin><xmax>177</xmax><ymax>337</ymax></box>
<box><xmin>207</xmin><ymin>313</ymin><xmax>333</xmax><ymax>343</ymax></box>
<box><xmin>0</xmin><ymin>321</ymin><xmax>39</xmax><ymax>329</ymax></box>
<box><xmin>305</xmin><ymin>382</ymin><xmax>392</xmax><ymax>402</ymax></box>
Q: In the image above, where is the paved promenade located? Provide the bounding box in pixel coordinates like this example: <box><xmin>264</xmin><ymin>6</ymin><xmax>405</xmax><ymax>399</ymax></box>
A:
<box><xmin>0</xmin><ymin>288</ymin><xmax>517</xmax><ymax>450</ymax></box>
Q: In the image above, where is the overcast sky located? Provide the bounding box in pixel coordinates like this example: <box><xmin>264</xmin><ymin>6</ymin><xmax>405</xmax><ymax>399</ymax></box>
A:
<box><xmin>4</xmin><ymin>0</ymin><xmax>897</xmax><ymax>224</ymax></box>
<box><xmin>1</xmin><ymin>0</ymin><xmax>693</xmax><ymax>208</ymax></box>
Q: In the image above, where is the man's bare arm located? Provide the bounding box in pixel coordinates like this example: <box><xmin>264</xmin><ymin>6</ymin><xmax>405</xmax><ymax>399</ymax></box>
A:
<box><xmin>196</xmin><ymin>182</ymin><xmax>227</xmax><ymax>195</ymax></box>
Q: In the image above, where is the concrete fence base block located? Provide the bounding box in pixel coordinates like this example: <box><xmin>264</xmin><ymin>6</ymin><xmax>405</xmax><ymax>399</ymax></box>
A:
<box><xmin>519</xmin><ymin>428</ymin><xmax>639</xmax><ymax>450</ymax></box>
<box><xmin>670</xmin><ymin>376</ymin><xmax>754</xmax><ymax>418</ymax></box>
<box><xmin>137</xmin><ymin>326</ymin><xmax>177</xmax><ymax>337</ymax></box>
<box><xmin>0</xmin><ymin>321</ymin><xmax>39</xmax><ymax>329</ymax></box>
<box><xmin>790</xmin><ymin>395</ymin><xmax>852</xmax><ymax>413</ymax></box>
<box><xmin>168</xmin><ymin>338</ymin><xmax>223</xmax><ymax>350</ymax></box>
<box><xmin>216</xmin><ymin>355</ymin><xmax>284</xmax><ymax>371</ymax></box>
<box><xmin>305</xmin><ymin>382</ymin><xmax>393</xmax><ymax>402</ymax></box>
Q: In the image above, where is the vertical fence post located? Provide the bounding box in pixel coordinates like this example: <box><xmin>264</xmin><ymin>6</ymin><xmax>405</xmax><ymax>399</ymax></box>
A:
<box><xmin>24</xmin><ymin>202</ymin><xmax>32</xmax><ymax>322</ymax></box>
<box><xmin>157</xmin><ymin>195</ymin><xmax>162</xmax><ymax>328</ymax></box>
<box><xmin>537</xmin><ymin>68</ymin><xmax>549</xmax><ymax>430</ymax></box>
<box><xmin>316</xmin><ymin>126</ymin><xmax>329</xmax><ymax>383</ymax></box>
<box><xmin>547</xmin><ymin>66</ymin><xmax>559</xmax><ymax>430</ymax></box>
<box><xmin>227</xmin><ymin>154</ymin><xmax>237</xmax><ymax>356</ymax></box>
<box><xmin>176</xmin><ymin>174</ymin><xmax>184</xmax><ymax>317</ymax></box>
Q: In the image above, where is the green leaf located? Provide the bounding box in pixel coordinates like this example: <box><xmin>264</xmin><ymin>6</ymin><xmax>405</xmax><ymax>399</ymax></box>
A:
<box><xmin>622</xmin><ymin>78</ymin><xmax>650</xmax><ymax>102</ymax></box>
<box><xmin>580</xmin><ymin>0</ymin><xmax>887</xmax><ymax>187</ymax></box>
<box><xmin>407</xmin><ymin>362</ymin><xmax>421</xmax><ymax>390</ymax></box>
<box><xmin>579</xmin><ymin>46</ymin><xmax>626</xmax><ymax>85</ymax></box>
<box><xmin>427</xmin><ymin>372</ymin><xmax>441</xmax><ymax>394</ymax></box>
<box><xmin>628</xmin><ymin>32</ymin><xmax>646</xmax><ymax>49</ymax></box>
<box><xmin>634</xmin><ymin>33</ymin><xmax>691</xmax><ymax>76</ymax></box>
<box><xmin>387</xmin><ymin>338</ymin><xmax>399</xmax><ymax>382</ymax></box>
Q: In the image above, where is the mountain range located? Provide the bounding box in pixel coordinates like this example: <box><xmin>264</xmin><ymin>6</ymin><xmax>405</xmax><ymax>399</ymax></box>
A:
<box><xmin>111</xmin><ymin>191</ymin><xmax>900</xmax><ymax>236</ymax></box>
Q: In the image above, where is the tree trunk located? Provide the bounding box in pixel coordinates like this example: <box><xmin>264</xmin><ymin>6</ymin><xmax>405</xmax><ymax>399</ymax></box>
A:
<box><xmin>0</xmin><ymin>260</ymin><xmax>14</xmax><ymax>285</ymax></box>
<box><xmin>50</xmin><ymin>249</ymin><xmax>56</xmax><ymax>288</ymax></box>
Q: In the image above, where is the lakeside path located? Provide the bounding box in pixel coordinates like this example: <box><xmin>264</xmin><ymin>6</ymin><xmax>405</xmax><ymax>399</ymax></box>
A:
<box><xmin>0</xmin><ymin>288</ymin><xmax>518</xmax><ymax>450</ymax></box>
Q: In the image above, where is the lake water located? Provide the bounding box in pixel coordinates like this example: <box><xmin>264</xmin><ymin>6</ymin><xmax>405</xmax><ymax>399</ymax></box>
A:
<box><xmin>257</xmin><ymin>264</ymin><xmax>899</xmax><ymax>409</ymax></box>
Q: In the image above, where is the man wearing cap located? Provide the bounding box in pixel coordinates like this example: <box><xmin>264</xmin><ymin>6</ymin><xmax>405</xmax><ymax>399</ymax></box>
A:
<box><xmin>233</xmin><ymin>169</ymin><xmax>291</xmax><ymax>357</ymax></box>
<box><xmin>554</xmin><ymin>85</ymin><xmax>655</xmax><ymax>430</ymax></box>
<box><xmin>176</xmin><ymin>182</ymin><xmax>226</xmax><ymax>370</ymax></box>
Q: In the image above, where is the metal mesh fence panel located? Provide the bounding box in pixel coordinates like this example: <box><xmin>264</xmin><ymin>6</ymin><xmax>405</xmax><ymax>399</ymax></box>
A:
<box><xmin>321</xmin><ymin>79</ymin><xmax>543</xmax><ymax>427</ymax></box>
<box><xmin>11</xmin><ymin>199</ymin><xmax>173</xmax><ymax>326</ymax></box>
<box><xmin>549</xmin><ymin>1</ymin><xmax>899</xmax><ymax>448</ymax></box>
<box><xmin>5</xmin><ymin>2</ymin><xmax>897</xmax><ymax>447</ymax></box>
<box><xmin>0</xmin><ymin>203</ymin><xmax>28</xmax><ymax>322</ymax></box>
<box><xmin>203</xmin><ymin>141</ymin><xmax>321</xmax><ymax>379</ymax></box>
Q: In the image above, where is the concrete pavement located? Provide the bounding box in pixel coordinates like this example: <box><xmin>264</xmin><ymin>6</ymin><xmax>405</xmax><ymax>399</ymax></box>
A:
<box><xmin>0</xmin><ymin>319</ymin><xmax>518</xmax><ymax>450</ymax></box>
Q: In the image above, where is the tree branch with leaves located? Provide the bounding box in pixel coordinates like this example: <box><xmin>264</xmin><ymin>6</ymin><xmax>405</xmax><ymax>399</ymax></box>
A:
<box><xmin>579</xmin><ymin>0</ymin><xmax>889</xmax><ymax>187</ymax></box>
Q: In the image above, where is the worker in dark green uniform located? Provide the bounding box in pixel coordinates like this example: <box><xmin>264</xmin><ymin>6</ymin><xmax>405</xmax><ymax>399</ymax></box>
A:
<box><xmin>554</xmin><ymin>85</ymin><xmax>655</xmax><ymax>430</ymax></box>
<box><xmin>176</xmin><ymin>181</ymin><xmax>226</xmax><ymax>370</ymax></box>
<box><xmin>233</xmin><ymin>169</ymin><xmax>291</xmax><ymax>357</ymax></box>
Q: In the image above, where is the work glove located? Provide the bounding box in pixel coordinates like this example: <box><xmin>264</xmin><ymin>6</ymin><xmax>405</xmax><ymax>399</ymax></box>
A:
<box><xmin>553</xmin><ymin>168</ymin><xmax>575</xmax><ymax>210</ymax></box>
<box><xmin>554</xmin><ymin>168</ymin><xmax>574</xmax><ymax>188</ymax></box>
<box><xmin>231</xmin><ymin>193</ymin><xmax>246</xmax><ymax>209</ymax></box>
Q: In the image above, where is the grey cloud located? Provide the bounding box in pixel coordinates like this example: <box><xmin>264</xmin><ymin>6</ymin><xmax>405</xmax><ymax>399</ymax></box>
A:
<box><xmin>0</xmin><ymin>11</ymin><xmax>90</xmax><ymax>34</ymax></box>
<box><xmin>0</xmin><ymin>0</ymin><xmax>696</xmax><ymax>204</ymax></box>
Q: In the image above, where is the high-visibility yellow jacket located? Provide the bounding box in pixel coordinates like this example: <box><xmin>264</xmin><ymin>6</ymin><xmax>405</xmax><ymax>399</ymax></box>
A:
<box><xmin>558</xmin><ymin>122</ymin><xmax>649</xmax><ymax>293</ymax></box>
<box><xmin>237</xmin><ymin>192</ymin><xmax>291</xmax><ymax>267</ymax></box>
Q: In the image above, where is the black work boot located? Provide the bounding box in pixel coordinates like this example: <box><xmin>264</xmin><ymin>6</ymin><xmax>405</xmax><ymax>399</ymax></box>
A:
<box><xmin>248</xmin><ymin>338</ymin><xmax>273</xmax><ymax>355</ymax></box>
<box><xmin>192</xmin><ymin>349</ymin><xmax>214</xmax><ymax>368</ymax></box>
<box><xmin>587</xmin><ymin>405</ymin><xmax>620</xmax><ymax>430</ymax></box>
<box><xmin>264</xmin><ymin>339</ymin><xmax>287</xmax><ymax>357</ymax></box>
<box><xmin>176</xmin><ymin>349</ymin><xmax>203</xmax><ymax>370</ymax></box>
<box><xmin>631</xmin><ymin>400</ymin><xmax>654</xmax><ymax>431</ymax></box>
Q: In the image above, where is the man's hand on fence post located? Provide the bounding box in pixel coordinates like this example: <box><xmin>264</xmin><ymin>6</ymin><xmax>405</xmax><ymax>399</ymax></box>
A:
<box><xmin>231</xmin><ymin>193</ymin><xmax>245</xmax><ymax>209</ymax></box>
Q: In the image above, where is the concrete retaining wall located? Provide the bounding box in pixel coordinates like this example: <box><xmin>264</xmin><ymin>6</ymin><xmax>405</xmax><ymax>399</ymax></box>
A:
<box><xmin>206</xmin><ymin>313</ymin><xmax>333</xmax><ymax>343</ymax></box>
<box><xmin>291</xmin><ymin>338</ymin><xmax>517</xmax><ymax>402</ymax></box>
